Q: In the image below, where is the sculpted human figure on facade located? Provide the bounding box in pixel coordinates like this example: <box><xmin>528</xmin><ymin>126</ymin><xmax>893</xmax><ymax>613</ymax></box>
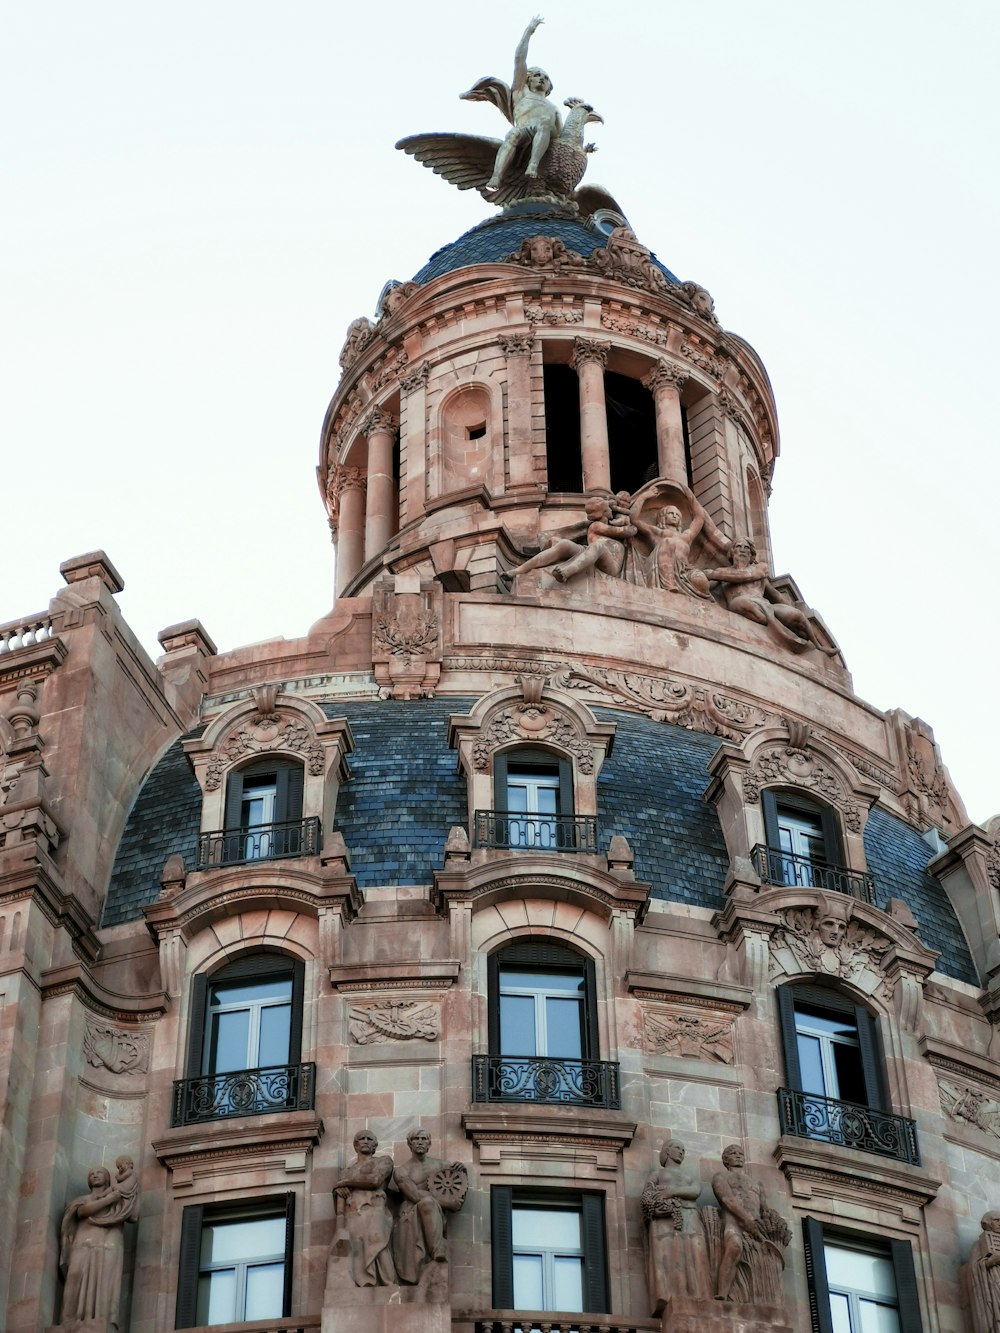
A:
<box><xmin>629</xmin><ymin>491</ymin><xmax>727</xmax><ymax>598</ymax></box>
<box><xmin>512</xmin><ymin>494</ymin><xmax>635</xmax><ymax>585</ymax></box>
<box><xmin>333</xmin><ymin>1130</ymin><xmax>398</xmax><ymax>1287</ymax></box>
<box><xmin>969</xmin><ymin>1211</ymin><xmax>1000</xmax><ymax>1333</ymax></box>
<box><xmin>391</xmin><ymin>1128</ymin><xmax>468</xmax><ymax>1285</ymax></box>
<box><xmin>703</xmin><ymin>539</ymin><xmax>838</xmax><ymax>654</ymax></box>
<box><xmin>58</xmin><ymin>1158</ymin><xmax>140</xmax><ymax>1328</ymax></box>
<box><xmin>708</xmin><ymin>1144</ymin><xmax>788</xmax><ymax>1305</ymax></box>
<box><xmin>478</xmin><ymin>17</ymin><xmax>559</xmax><ymax>192</ymax></box>
<box><xmin>641</xmin><ymin>1138</ymin><xmax>710</xmax><ymax>1310</ymax></box>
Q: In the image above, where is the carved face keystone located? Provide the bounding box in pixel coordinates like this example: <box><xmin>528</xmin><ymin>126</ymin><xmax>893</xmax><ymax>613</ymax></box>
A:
<box><xmin>818</xmin><ymin>916</ymin><xmax>847</xmax><ymax>947</ymax></box>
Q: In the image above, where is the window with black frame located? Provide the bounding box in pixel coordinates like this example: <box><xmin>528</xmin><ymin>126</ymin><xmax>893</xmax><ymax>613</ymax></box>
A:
<box><xmin>802</xmin><ymin>1218</ymin><xmax>923</xmax><ymax>1333</ymax></box>
<box><xmin>477</xmin><ymin>748</ymin><xmax>596</xmax><ymax>853</ymax></box>
<box><xmin>199</xmin><ymin>758</ymin><xmax>315</xmax><ymax>868</ymax></box>
<box><xmin>491</xmin><ymin>1187</ymin><xmax>608</xmax><ymax>1316</ymax></box>
<box><xmin>176</xmin><ymin>1195</ymin><xmax>294</xmax><ymax>1329</ymax></box>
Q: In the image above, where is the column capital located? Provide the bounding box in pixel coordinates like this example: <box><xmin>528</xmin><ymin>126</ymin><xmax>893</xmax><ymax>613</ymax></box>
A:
<box><xmin>359</xmin><ymin>405</ymin><xmax>398</xmax><ymax>438</ymax></box>
<box><xmin>331</xmin><ymin>464</ymin><xmax>367</xmax><ymax>498</ymax></box>
<box><xmin>498</xmin><ymin>332</ymin><xmax>535</xmax><ymax>358</ymax></box>
<box><xmin>643</xmin><ymin>360</ymin><xmax>688</xmax><ymax>393</ymax></box>
<box><xmin>571</xmin><ymin>337</ymin><xmax>610</xmax><ymax>371</ymax></box>
<box><xmin>398</xmin><ymin>363</ymin><xmax>430</xmax><ymax>394</ymax></box>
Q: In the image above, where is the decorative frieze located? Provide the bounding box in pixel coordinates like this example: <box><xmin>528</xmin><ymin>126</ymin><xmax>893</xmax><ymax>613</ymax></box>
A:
<box><xmin>84</xmin><ymin>1021</ymin><xmax>150</xmax><ymax>1075</ymax></box>
<box><xmin>939</xmin><ymin>1079</ymin><xmax>1000</xmax><ymax>1139</ymax></box>
<box><xmin>524</xmin><ymin>303</ymin><xmax>584</xmax><ymax>325</ymax></box>
<box><xmin>349</xmin><ymin>1000</ymin><xmax>440</xmax><ymax>1045</ymax></box>
<box><xmin>643</xmin><ymin>1008</ymin><xmax>735</xmax><ymax>1063</ymax></box>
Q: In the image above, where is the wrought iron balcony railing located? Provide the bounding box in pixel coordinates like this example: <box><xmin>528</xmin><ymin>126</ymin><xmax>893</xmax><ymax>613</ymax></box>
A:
<box><xmin>172</xmin><ymin>1061</ymin><xmax>316</xmax><ymax>1127</ymax></box>
<box><xmin>472</xmin><ymin>1054</ymin><xmax>621</xmax><ymax>1109</ymax></box>
<box><xmin>777</xmin><ymin>1086</ymin><xmax>919</xmax><ymax>1164</ymax></box>
<box><xmin>474</xmin><ymin>1319</ymin><xmax>658</xmax><ymax>1333</ymax></box>
<box><xmin>751</xmin><ymin>843</ymin><xmax>875</xmax><ymax>903</ymax></box>
<box><xmin>474</xmin><ymin>810</ymin><xmax>599</xmax><ymax>854</ymax></box>
<box><xmin>197</xmin><ymin>816</ymin><xmax>322</xmax><ymax>869</ymax></box>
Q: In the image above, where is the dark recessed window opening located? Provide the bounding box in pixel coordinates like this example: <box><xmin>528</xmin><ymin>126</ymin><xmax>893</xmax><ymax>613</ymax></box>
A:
<box><xmin>543</xmin><ymin>363</ymin><xmax>583</xmax><ymax>492</ymax></box>
<box><xmin>606</xmin><ymin>372</ymin><xmax>656</xmax><ymax>495</ymax></box>
<box><xmin>468</xmin><ymin>422</ymin><xmax>487</xmax><ymax>440</ymax></box>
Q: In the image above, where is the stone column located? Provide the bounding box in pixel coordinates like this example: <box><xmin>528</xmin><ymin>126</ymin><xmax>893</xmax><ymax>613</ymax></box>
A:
<box><xmin>571</xmin><ymin>337</ymin><xmax>611</xmax><ymax>493</ymax></box>
<box><xmin>399</xmin><ymin>363</ymin><xmax>429</xmax><ymax>526</ymax></box>
<box><xmin>333</xmin><ymin>468</ymin><xmax>367</xmax><ymax>596</ymax></box>
<box><xmin>498</xmin><ymin>332</ymin><xmax>535</xmax><ymax>488</ymax></box>
<box><xmin>361</xmin><ymin>407</ymin><xmax>398</xmax><ymax>562</ymax></box>
<box><xmin>643</xmin><ymin>360</ymin><xmax>688</xmax><ymax>482</ymax></box>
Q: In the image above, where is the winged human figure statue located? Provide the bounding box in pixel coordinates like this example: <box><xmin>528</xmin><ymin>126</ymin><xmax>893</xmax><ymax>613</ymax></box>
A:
<box><xmin>396</xmin><ymin>16</ymin><xmax>624</xmax><ymax>218</ymax></box>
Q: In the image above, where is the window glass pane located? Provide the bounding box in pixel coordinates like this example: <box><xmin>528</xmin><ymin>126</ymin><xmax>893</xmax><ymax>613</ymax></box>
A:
<box><xmin>553</xmin><ymin>1255</ymin><xmax>584</xmax><ymax>1312</ymax></box>
<box><xmin>797</xmin><ymin>1008</ymin><xmax>857</xmax><ymax>1041</ymax></box>
<box><xmin>825</xmin><ymin>1246</ymin><xmax>897</xmax><ymax>1299</ymax></box>
<box><xmin>246</xmin><ymin>1261</ymin><xmax>286</xmax><ymax>1318</ymax></box>
<box><xmin>500</xmin><ymin>995</ymin><xmax>537</xmax><ymax>1055</ymax></box>
<box><xmin>545</xmin><ymin>996</ymin><xmax>583</xmax><ymax>1059</ymax></box>
<box><xmin>859</xmin><ymin>1301</ymin><xmax>901</xmax><ymax>1333</ymax></box>
<box><xmin>507</xmin><ymin>785</ymin><xmax>529</xmax><ymax>814</ymax></box>
<box><xmin>513</xmin><ymin>1208</ymin><xmax>581</xmax><ymax>1249</ymax></box>
<box><xmin>501</xmin><ymin>971</ymin><xmax>583</xmax><ymax>994</ymax></box>
<box><xmin>258</xmin><ymin>1004</ymin><xmax>292</xmax><ymax>1066</ymax></box>
<box><xmin>832</xmin><ymin>1041</ymin><xmax>867</xmax><ymax>1105</ymax></box>
<box><xmin>512</xmin><ymin>1254</ymin><xmax>544</xmax><ymax>1310</ymax></box>
<box><xmin>828</xmin><ymin>1291</ymin><xmax>853</xmax><ymax>1333</ymax></box>
<box><xmin>208</xmin><ymin>1009</ymin><xmax>251</xmax><ymax>1074</ymax></box>
<box><xmin>197</xmin><ymin>1269</ymin><xmax>236</xmax><ymax>1326</ymax></box>
<box><xmin>796</xmin><ymin>1032</ymin><xmax>827</xmax><ymax>1095</ymax></box>
<box><xmin>534</xmin><ymin>785</ymin><xmax>558</xmax><ymax>815</ymax></box>
<box><xmin>202</xmin><ymin>1215</ymin><xmax>286</xmax><ymax>1264</ymax></box>
<box><xmin>212</xmin><ymin>978</ymin><xmax>292</xmax><ymax>1007</ymax></box>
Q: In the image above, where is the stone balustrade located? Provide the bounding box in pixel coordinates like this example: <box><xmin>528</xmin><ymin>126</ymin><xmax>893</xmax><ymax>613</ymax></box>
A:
<box><xmin>0</xmin><ymin>612</ymin><xmax>56</xmax><ymax>654</ymax></box>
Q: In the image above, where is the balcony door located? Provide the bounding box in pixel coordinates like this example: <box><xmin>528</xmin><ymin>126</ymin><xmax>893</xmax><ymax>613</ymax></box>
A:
<box><xmin>494</xmin><ymin>749</ymin><xmax>573</xmax><ymax>851</ymax></box>
<box><xmin>224</xmin><ymin>759</ymin><xmax>304</xmax><ymax>862</ymax></box>
<box><xmin>763</xmin><ymin>790</ymin><xmax>842</xmax><ymax>889</ymax></box>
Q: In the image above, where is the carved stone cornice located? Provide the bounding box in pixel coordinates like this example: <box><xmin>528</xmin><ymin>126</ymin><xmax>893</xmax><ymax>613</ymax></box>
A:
<box><xmin>773</xmin><ymin>1136</ymin><xmax>940</xmax><ymax>1211</ymax></box>
<box><xmin>153</xmin><ymin>1110</ymin><xmax>324</xmax><ymax>1174</ymax></box>
<box><xmin>328</xmin><ymin>960</ymin><xmax>461</xmax><ymax>991</ymax></box>
<box><xmin>571</xmin><ymin>337</ymin><xmax>610</xmax><ymax>370</ymax></box>
<box><xmin>432</xmin><ymin>858</ymin><xmax>651</xmax><ymax>924</ymax></box>
<box><xmin>625</xmin><ymin>972</ymin><xmax>752</xmax><ymax>1011</ymax></box>
<box><xmin>359</xmin><ymin>406</ymin><xmax>398</xmax><ymax>438</ymax></box>
<box><xmin>642</xmin><ymin>360</ymin><xmax>688</xmax><ymax>394</ymax></box>
<box><xmin>497</xmin><ymin>332</ymin><xmax>535</xmax><ymax>358</ymax></box>
<box><xmin>40</xmin><ymin>962</ymin><xmax>167</xmax><ymax>1023</ymax></box>
<box><xmin>398</xmin><ymin>362</ymin><xmax>430</xmax><ymax>394</ymax></box>
<box><xmin>0</xmin><ymin>636</ymin><xmax>68</xmax><ymax>689</ymax></box>
<box><xmin>462</xmin><ymin>1105</ymin><xmax>636</xmax><ymax>1152</ymax></box>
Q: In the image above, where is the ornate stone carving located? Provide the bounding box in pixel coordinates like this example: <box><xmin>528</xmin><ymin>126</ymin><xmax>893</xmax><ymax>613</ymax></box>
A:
<box><xmin>372</xmin><ymin>582</ymin><xmax>441</xmax><ymax>702</ymax></box>
<box><xmin>83</xmin><ymin>1021</ymin><xmax>150</xmax><ymax>1075</ymax></box>
<box><xmin>325</xmin><ymin>464</ymin><xmax>366</xmax><ymax>523</ymax></box>
<box><xmin>506</xmin><ymin>235</ymin><xmax>584</xmax><ymax>268</ymax></box>
<box><xmin>570</xmin><ymin>335</ymin><xmax>610</xmax><ymax>369</ymax></box>
<box><xmin>643</xmin><ymin>1139</ymin><xmax>711</xmax><ymax>1311</ymax></box>
<box><xmin>497</xmin><ymin>331</ymin><xmax>535</xmax><ymax>358</ymax></box>
<box><xmin>349</xmin><ymin>1001</ymin><xmax>439</xmax><ymax>1045</ymax></box>
<box><xmin>339</xmin><ymin>316</ymin><xmax>375</xmax><ymax>371</ymax></box>
<box><xmin>473</xmin><ymin>696</ymin><xmax>594</xmax><ymax>773</ymax></box>
<box><xmin>590</xmin><ymin>226</ymin><xmax>669</xmax><ymax>293</ymax></box>
<box><xmin>399</xmin><ymin>362</ymin><xmax>430</xmax><ymax>394</ymax></box>
<box><xmin>601</xmin><ymin>312</ymin><xmax>671</xmax><ymax>347</ymax></box>
<box><xmin>703</xmin><ymin>539</ymin><xmax>841</xmax><ymax>656</ymax></box>
<box><xmin>7</xmin><ymin>679</ymin><xmax>40</xmax><ymax>740</ymax></box>
<box><xmin>644</xmin><ymin>1009</ymin><xmax>734</xmax><ymax>1063</ymax></box>
<box><xmin>510</xmin><ymin>494</ymin><xmax>634</xmax><ymax>587</ymax></box>
<box><xmin>673</xmin><ymin>280</ymin><xmax>719</xmax><ymax>324</ymax></box>
<box><xmin>332</xmin><ymin>1130</ymin><xmax>398</xmax><ymax>1286</ymax></box>
<box><xmin>359</xmin><ymin>406</ymin><xmax>398</xmax><ymax>439</ymax></box>
<box><xmin>742</xmin><ymin>742</ymin><xmax>860</xmax><ymax>827</ymax></box>
<box><xmin>378</xmin><ymin>280</ymin><xmax>420</xmax><ymax>319</ymax></box>
<box><xmin>706</xmin><ymin>1144</ymin><xmax>789</xmax><ymax>1304</ymax></box>
<box><xmin>888</xmin><ymin>712</ymin><xmax>966</xmax><ymax>835</ymax></box>
<box><xmin>939</xmin><ymin>1079</ymin><xmax>1000</xmax><ymax>1138</ymax></box>
<box><xmin>769</xmin><ymin>897</ymin><xmax>892</xmax><ymax>996</ymax></box>
<box><xmin>680</xmin><ymin>340</ymin><xmax>727</xmax><ymax>381</ymax></box>
<box><xmin>204</xmin><ymin>705</ymin><xmax>325</xmax><ymax>790</ymax></box>
<box><xmin>524</xmin><ymin>302</ymin><xmax>584</xmax><ymax>325</ymax></box>
<box><xmin>57</xmin><ymin>1158</ymin><xmax>140</xmax><ymax>1328</ymax></box>
<box><xmin>968</xmin><ymin>1211</ymin><xmax>1000</xmax><ymax>1333</ymax></box>
<box><xmin>629</xmin><ymin>487</ymin><xmax>730</xmax><ymax>598</ymax></box>
<box><xmin>391</xmin><ymin>1129</ymin><xmax>468</xmax><ymax>1287</ymax></box>
<box><xmin>372</xmin><ymin>352</ymin><xmax>407</xmax><ymax>393</ymax></box>
<box><xmin>643</xmin><ymin>360</ymin><xmax>688</xmax><ymax>394</ymax></box>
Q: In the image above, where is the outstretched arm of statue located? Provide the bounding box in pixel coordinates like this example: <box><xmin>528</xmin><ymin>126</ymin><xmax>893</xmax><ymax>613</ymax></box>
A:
<box><xmin>513</xmin><ymin>16</ymin><xmax>544</xmax><ymax>92</ymax></box>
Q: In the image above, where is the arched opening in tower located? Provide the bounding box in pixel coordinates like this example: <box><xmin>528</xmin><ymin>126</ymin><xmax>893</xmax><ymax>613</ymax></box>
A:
<box><xmin>605</xmin><ymin>372</ymin><xmax>657</xmax><ymax>494</ymax></box>
<box><xmin>543</xmin><ymin>363</ymin><xmax>583</xmax><ymax>492</ymax></box>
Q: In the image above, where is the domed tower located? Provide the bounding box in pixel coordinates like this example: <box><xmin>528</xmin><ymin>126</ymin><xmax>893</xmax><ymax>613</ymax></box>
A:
<box><xmin>4</xmin><ymin>19</ymin><xmax>998</xmax><ymax>1333</ymax></box>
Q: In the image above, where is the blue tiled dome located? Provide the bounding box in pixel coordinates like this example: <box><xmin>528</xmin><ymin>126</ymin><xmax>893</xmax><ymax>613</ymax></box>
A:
<box><xmin>412</xmin><ymin>204</ymin><xmax>679</xmax><ymax>285</ymax></box>
<box><xmin>101</xmin><ymin>699</ymin><xmax>977</xmax><ymax>986</ymax></box>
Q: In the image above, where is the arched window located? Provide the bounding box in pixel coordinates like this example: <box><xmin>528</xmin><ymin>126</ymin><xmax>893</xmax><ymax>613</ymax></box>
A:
<box><xmin>761</xmin><ymin>790</ymin><xmax>844</xmax><ymax>891</ymax></box>
<box><xmin>777</xmin><ymin>983</ymin><xmax>918</xmax><ymax>1164</ymax></box>
<box><xmin>211</xmin><ymin>758</ymin><xmax>310</xmax><ymax>866</ymax></box>
<box><xmin>173</xmin><ymin>952</ymin><xmax>312</xmax><ymax>1126</ymax></box>
<box><xmin>476</xmin><ymin>748</ymin><xmax>597</xmax><ymax>853</ymax></box>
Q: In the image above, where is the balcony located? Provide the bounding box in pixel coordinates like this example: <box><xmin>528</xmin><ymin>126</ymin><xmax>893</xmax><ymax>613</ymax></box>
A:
<box><xmin>197</xmin><ymin>816</ymin><xmax>322</xmax><ymax>869</ymax></box>
<box><xmin>777</xmin><ymin>1087</ymin><xmax>919</xmax><ymax>1164</ymax></box>
<box><xmin>751</xmin><ymin>843</ymin><xmax>875</xmax><ymax>903</ymax></box>
<box><xmin>474</xmin><ymin>810</ymin><xmax>599</xmax><ymax>854</ymax></box>
<box><xmin>172</xmin><ymin>1062</ymin><xmax>315</xmax><ymax>1127</ymax></box>
<box><xmin>472</xmin><ymin>1055</ymin><xmax>620</xmax><ymax>1109</ymax></box>
<box><xmin>471</xmin><ymin>1319</ymin><xmax>658</xmax><ymax>1333</ymax></box>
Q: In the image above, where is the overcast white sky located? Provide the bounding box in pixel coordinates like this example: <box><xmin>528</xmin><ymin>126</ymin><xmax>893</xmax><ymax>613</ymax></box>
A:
<box><xmin>4</xmin><ymin>2</ymin><xmax>998</xmax><ymax>823</ymax></box>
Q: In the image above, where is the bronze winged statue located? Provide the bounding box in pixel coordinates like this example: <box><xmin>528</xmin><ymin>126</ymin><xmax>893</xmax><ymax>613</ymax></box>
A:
<box><xmin>396</xmin><ymin>16</ymin><xmax>625</xmax><ymax>218</ymax></box>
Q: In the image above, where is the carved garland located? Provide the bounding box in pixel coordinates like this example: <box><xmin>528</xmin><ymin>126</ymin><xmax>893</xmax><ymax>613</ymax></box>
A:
<box><xmin>472</xmin><ymin>703</ymin><xmax>594</xmax><ymax>774</ymax></box>
<box><xmin>205</xmin><ymin>711</ymin><xmax>325</xmax><ymax>790</ymax></box>
<box><xmin>742</xmin><ymin>745</ymin><xmax>863</xmax><ymax>832</ymax></box>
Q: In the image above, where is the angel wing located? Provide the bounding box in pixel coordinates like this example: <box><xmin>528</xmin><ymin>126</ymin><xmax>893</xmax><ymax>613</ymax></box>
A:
<box><xmin>396</xmin><ymin>133</ymin><xmax>539</xmax><ymax>208</ymax></box>
<box><xmin>460</xmin><ymin>77</ymin><xmax>515</xmax><ymax>125</ymax></box>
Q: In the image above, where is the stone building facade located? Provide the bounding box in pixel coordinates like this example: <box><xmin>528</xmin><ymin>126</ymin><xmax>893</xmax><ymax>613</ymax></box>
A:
<box><xmin>3</xmin><ymin>27</ymin><xmax>1000</xmax><ymax>1333</ymax></box>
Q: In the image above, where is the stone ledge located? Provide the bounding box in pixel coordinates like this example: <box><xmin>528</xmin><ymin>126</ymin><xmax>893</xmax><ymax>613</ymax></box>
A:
<box><xmin>152</xmin><ymin>1110</ymin><xmax>324</xmax><ymax>1173</ymax></box>
<box><xmin>329</xmin><ymin>959</ymin><xmax>461</xmax><ymax>990</ymax></box>
<box><xmin>625</xmin><ymin>971</ymin><xmax>752</xmax><ymax>1010</ymax></box>
<box><xmin>462</xmin><ymin>1103</ymin><xmax>636</xmax><ymax>1150</ymax></box>
<box><xmin>773</xmin><ymin>1134</ymin><xmax>940</xmax><ymax>1210</ymax></box>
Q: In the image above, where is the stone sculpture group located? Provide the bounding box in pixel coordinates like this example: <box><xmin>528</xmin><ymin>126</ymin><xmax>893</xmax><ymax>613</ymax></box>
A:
<box><xmin>332</xmin><ymin>1128</ymin><xmax>468</xmax><ymax>1294</ymax></box>
<box><xmin>643</xmin><ymin>1140</ymin><xmax>790</xmax><ymax>1313</ymax></box>
<box><xmin>57</xmin><ymin>1157</ymin><xmax>140</xmax><ymax>1329</ymax></box>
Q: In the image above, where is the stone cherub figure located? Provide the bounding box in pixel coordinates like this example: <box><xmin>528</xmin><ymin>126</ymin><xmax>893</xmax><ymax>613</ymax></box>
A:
<box><xmin>511</xmin><ymin>494</ymin><xmax>635</xmax><ymax>585</ymax></box>
<box><xmin>641</xmin><ymin>1138</ymin><xmax>710</xmax><ymax>1310</ymax></box>
<box><xmin>709</xmin><ymin>1144</ymin><xmax>788</xmax><ymax>1305</ymax></box>
<box><xmin>332</xmin><ymin>1130</ymin><xmax>397</xmax><ymax>1287</ymax></box>
<box><xmin>703</xmin><ymin>538</ymin><xmax>838</xmax><ymax>654</ymax></box>
<box><xmin>58</xmin><ymin>1157</ymin><xmax>140</xmax><ymax>1328</ymax></box>
<box><xmin>396</xmin><ymin>18</ymin><xmax>622</xmax><ymax>216</ymax></box>
<box><xmin>391</xmin><ymin>1128</ymin><xmax>468</xmax><ymax>1285</ymax></box>
<box><xmin>970</xmin><ymin>1211</ymin><xmax>1000</xmax><ymax>1333</ymax></box>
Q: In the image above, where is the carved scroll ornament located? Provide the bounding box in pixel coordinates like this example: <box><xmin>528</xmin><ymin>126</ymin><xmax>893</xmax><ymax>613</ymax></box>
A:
<box><xmin>204</xmin><ymin>710</ymin><xmax>324</xmax><ymax>790</ymax></box>
<box><xmin>742</xmin><ymin>743</ymin><xmax>863</xmax><ymax>832</ymax></box>
<box><xmin>473</xmin><ymin>700</ymin><xmax>594</xmax><ymax>774</ymax></box>
<box><xmin>83</xmin><ymin>1022</ymin><xmax>150</xmax><ymax>1075</ymax></box>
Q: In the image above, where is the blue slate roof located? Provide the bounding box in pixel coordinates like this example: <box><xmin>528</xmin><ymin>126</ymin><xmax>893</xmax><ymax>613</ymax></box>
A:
<box><xmin>99</xmin><ymin>698</ymin><xmax>978</xmax><ymax>985</ymax></box>
<box><xmin>413</xmin><ymin>205</ymin><xmax>679</xmax><ymax>285</ymax></box>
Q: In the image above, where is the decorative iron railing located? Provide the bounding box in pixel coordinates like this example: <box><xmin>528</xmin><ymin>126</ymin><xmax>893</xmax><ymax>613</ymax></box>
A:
<box><xmin>172</xmin><ymin>1061</ymin><xmax>315</xmax><ymax>1127</ymax></box>
<box><xmin>751</xmin><ymin>844</ymin><xmax>875</xmax><ymax>903</ymax></box>
<box><xmin>472</xmin><ymin>1055</ymin><xmax>620</xmax><ymax>1109</ymax></box>
<box><xmin>777</xmin><ymin>1087</ymin><xmax>919</xmax><ymax>1164</ymax></box>
<box><xmin>473</xmin><ymin>1318</ymin><xmax>658</xmax><ymax>1333</ymax></box>
<box><xmin>474</xmin><ymin>811</ymin><xmax>599</xmax><ymax>854</ymax></box>
<box><xmin>197</xmin><ymin>816</ymin><xmax>322</xmax><ymax>869</ymax></box>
